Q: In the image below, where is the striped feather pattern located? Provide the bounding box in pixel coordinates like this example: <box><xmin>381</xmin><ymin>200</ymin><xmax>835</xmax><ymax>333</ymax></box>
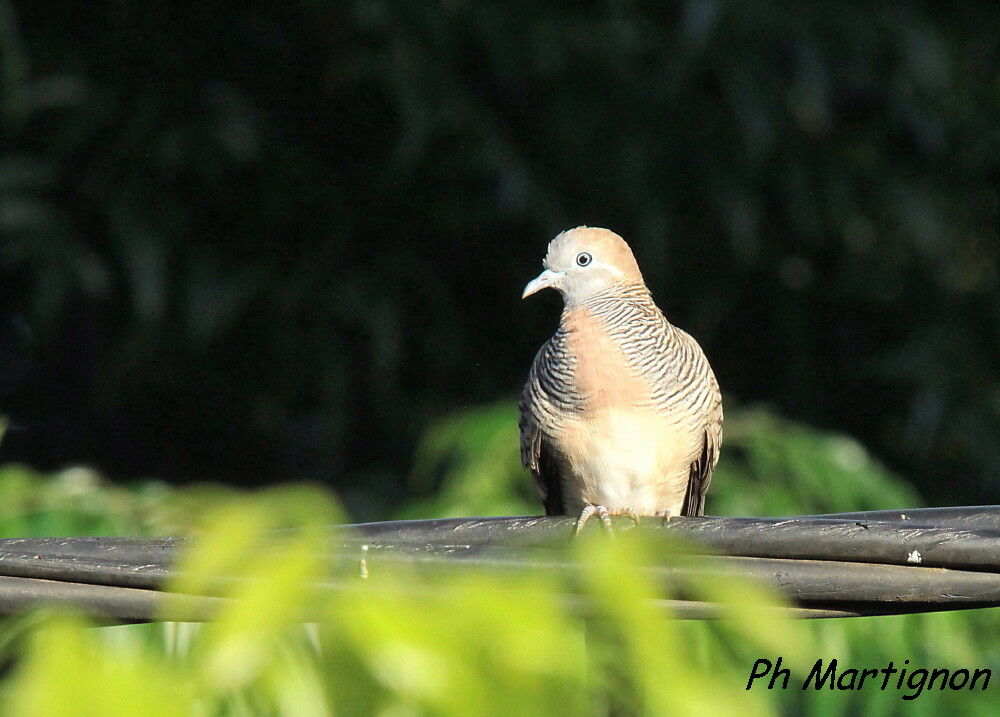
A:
<box><xmin>520</xmin><ymin>281</ymin><xmax>723</xmax><ymax>517</ymax></box>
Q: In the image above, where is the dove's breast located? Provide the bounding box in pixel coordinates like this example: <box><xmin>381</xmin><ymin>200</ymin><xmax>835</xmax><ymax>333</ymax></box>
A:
<box><xmin>556</xmin><ymin>407</ymin><xmax>699</xmax><ymax>514</ymax></box>
<box><xmin>540</xmin><ymin>303</ymin><xmax>702</xmax><ymax>515</ymax></box>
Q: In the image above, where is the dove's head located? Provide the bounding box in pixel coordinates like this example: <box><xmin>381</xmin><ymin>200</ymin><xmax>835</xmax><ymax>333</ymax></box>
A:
<box><xmin>522</xmin><ymin>226</ymin><xmax>644</xmax><ymax>306</ymax></box>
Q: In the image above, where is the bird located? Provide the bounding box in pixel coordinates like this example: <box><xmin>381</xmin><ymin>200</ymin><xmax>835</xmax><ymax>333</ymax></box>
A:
<box><xmin>518</xmin><ymin>226</ymin><xmax>723</xmax><ymax>532</ymax></box>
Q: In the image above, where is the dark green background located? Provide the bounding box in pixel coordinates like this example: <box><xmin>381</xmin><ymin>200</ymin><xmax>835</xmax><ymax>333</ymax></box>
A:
<box><xmin>3</xmin><ymin>2</ymin><xmax>999</xmax><ymax>516</ymax></box>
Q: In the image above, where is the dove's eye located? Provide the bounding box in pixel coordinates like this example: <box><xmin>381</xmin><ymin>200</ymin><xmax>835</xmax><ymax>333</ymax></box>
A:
<box><xmin>576</xmin><ymin>252</ymin><xmax>592</xmax><ymax>267</ymax></box>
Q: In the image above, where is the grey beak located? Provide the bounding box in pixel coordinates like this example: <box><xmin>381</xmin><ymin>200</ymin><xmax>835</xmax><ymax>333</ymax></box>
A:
<box><xmin>522</xmin><ymin>269</ymin><xmax>563</xmax><ymax>299</ymax></box>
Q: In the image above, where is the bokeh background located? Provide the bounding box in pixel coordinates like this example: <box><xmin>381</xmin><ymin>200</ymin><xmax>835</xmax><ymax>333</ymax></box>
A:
<box><xmin>3</xmin><ymin>2</ymin><xmax>1000</xmax><ymax>519</ymax></box>
<box><xmin>3</xmin><ymin>5</ymin><xmax>1000</xmax><ymax>715</ymax></box>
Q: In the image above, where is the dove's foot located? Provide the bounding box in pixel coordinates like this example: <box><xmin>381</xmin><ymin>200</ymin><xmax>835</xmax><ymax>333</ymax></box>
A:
<box><xmin>656</xmin><ymin>509</ymin><xmax>674</xmax><ymax>526</ymax></box>
<box><xmin>576</xmin><ymin>504</ymin><xmax>612</xmax><ymax>534</ymax></box>
<box><xmin>616</xmin><ymin>508</ymin><xmax>642</xmax><ymax>528</ymax></box>
<box><xmin>575</xmin><ymin>505</ymin><xmax>643</xmax><ymax>534</ymax></box>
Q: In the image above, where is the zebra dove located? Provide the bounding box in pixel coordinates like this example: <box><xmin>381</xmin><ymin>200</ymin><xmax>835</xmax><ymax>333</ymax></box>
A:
<box><xmin>519</xmin><ymin>227</ymin><xmax>723</xmax><ymax>531</ymax></box>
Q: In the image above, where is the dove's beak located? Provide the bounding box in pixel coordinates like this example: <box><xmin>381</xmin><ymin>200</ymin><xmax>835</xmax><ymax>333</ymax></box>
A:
<box><xmin>522</xmin><ymin>269</ymin><xmax>563</xmax><ymax>299</ymax></box>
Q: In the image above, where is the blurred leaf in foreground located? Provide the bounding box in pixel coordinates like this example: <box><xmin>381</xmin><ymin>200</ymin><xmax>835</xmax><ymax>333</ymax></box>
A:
<box><xmin>6</xmin><ymin>612</ymin><xmax>190</xmax><ymax>717</ymax></box>
<box><xmin>3</xmin><ymin>484</ymin><xmax>806</xmax><ymax>716</ymax></box>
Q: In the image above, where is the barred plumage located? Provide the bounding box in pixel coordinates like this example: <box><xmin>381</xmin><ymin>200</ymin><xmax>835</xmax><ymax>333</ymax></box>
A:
<box><xmin>519</xmin><ymin>227</ymin><xmax>723</xmax><ymax>522</ymax></box>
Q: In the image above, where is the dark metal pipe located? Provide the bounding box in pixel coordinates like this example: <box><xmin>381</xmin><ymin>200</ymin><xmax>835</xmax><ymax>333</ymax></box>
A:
<box><xmin>1</xmin><ymin>508</ymin><xmax>1000</xmax><ymax>621</ymax></box>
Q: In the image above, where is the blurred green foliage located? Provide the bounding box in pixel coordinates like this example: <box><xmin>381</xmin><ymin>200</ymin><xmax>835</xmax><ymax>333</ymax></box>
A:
<box><xmin>2</xmin><ymin>2</ymin><xmax>1000</xmax><ymax>511</ymax></box>
<box><xmin>0</xmin><ymin>481</ymin><xmax>804</xmax><ymax>716</ymax></box>
<box><xmin>0</xmin><ymin>404</ymin><xmax>997</xmax><ymax>714</ymax></box>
